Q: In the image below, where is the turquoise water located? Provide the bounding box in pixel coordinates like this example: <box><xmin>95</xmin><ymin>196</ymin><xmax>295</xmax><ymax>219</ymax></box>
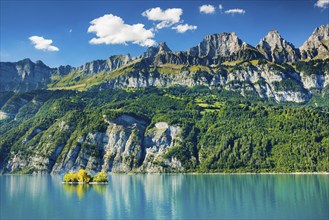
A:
<box><xmin>1</xmin><ymin>174</ymin><xmax>328</xmax><ymax>219</ymax></box>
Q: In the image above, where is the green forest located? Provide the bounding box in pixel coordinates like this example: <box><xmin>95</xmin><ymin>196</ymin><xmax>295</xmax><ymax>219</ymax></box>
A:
<box><xmin>0</xmin><ymin>85</ymin><xmax>328</xmax><ymax>173</ymax></box>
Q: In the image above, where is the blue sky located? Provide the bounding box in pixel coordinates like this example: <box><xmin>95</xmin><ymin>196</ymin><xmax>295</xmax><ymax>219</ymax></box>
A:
<box><xmin>1</xmin><ymin>0</ymin><xmax>328</xmax><ymax>67</ymax></box>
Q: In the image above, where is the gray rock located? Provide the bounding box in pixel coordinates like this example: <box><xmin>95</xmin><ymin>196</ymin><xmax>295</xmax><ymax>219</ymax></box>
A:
<box><xmin>256</xmin><ymin>30</ymin><xmax>300</xmax><ymax>63</ymax></box>
<box><xmin>300</xmin><ymin>24</ymin><xmax>329</xmax><ymax>60</ymax></box>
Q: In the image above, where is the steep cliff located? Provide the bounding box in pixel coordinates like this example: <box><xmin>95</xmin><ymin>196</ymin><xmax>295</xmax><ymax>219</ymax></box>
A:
<box><xmin>3</xmin><ymin>113</ymin><xmax>184</xmax><ymax>174</ymax></box>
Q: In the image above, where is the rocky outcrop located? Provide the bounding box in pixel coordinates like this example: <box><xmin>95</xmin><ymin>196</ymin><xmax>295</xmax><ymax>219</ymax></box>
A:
<box><xmin>140</xmin><ymin>42</ymin><xmax>172</xmax><ymax>59</ymax></box>
<box><xmin>52</xmin><ymin>65</ymin><xmax>74</xmax><ymax>75</ymax></box>
<box><xmin>188</xmin><ymin>32</ymin><xmax>246</xmax><ymax>57</ymax></box>
<box><xmin>300</xmin><ymin>24</ymin><xmax>329</xmax><ymax>60</ymax></box>
<box><xmin>256</xmin><ymin>30</ymin><xmax>300</xmax><ymax>63</ymax></box>
<box><xmin>3</xmin><ymin>114</ymin><xmax>184</xmax><ymax>174</ymax></box>
<box><xmin>0</xmin><ymin>58</ymin><xmax>53</xmax><ymax>92</ymax></box>
<box><xmin>139</xmin><ymin>122</ymin><xmax>183</xmax><ymax>172</ymax></box>
<box><xmin>75</xmin><ymin>54</ymin><xmax>132</xmax><ymax>74</ymax></box>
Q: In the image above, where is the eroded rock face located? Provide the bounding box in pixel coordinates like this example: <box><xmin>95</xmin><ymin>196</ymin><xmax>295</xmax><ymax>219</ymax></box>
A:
<box><xmin>0</xmin><ymin>59</ymin><xmax>53</xmax><ymax>92</ymax></box>
<box><xmin>102</xmin><ymin>64</ymin><xmax>312</xmax><ymax>103</ymax></box>
<box><xmin>139</xmin><ymin>122</ymin><xmax>183</xmax><ymax>172</ymax></box>
<box><xmin>3</xmin><ymin>115</ymin><xmax>184</xmax><ymax>174</ymax></box>
<box><xmin>300</xmin><ymin>24</ymin><xmax>329</xmax><ymax>60</ymax></box>
<box><xmin>256</xmin><ymin>30</ymin><xmax>300</xmax><ymax>63</ymax></box>
<box><xmin>75</xmin><ymin>55</ymin><xmax>132</xmax><ymax>74</ymax></box>
<box><xmin>188</xmin><ymin>32</ymin><xmax>246</xmax><ymax>57</ymax></box>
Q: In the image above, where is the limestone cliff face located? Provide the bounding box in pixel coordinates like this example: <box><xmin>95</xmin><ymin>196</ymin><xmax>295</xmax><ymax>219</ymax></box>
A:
<box><xmin>4</xmin><ymin>115</ymin><xmax>184</xmax><ymax>174</ymax></box>
<box><xmin>300</xmin><ymin>24</ymin><xmax>329</xmax><ymax>60</ymax></box>
<box><xmin>256</xmin><ymin>30</ymin><xmax>300</xmax><ymax>63</ymax></box>
<box><xmin>100</xmin><ymin>64</ymin><xmax>315</xmax><ymax>103</ymax></box>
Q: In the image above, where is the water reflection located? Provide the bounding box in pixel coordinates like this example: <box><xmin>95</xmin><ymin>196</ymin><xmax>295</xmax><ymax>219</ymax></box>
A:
<box><xmin>63</xmin><ymin>184</ymin><xmax>91</xmax><ymax>199</ymax></box>
<box><xmin>1</xmin><ymin>174</ymin><xmax>328</xmax><ymax>219</ymax></box>
<box><xmin>93</xmin><ymin>184</ymin><xmax>108</xmax><ymax>196</ymax></box>
<box><xmin>62</xmin><ymin>184</ymin><xmax>108</xmax><ymax>198</ymax></box>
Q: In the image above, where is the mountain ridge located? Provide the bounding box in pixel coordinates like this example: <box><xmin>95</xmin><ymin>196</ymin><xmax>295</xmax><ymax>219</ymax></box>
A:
<box><xmin>1</xmin><ymin>24</ymin><xmax>329</xmax><ymax>99</ymax></box>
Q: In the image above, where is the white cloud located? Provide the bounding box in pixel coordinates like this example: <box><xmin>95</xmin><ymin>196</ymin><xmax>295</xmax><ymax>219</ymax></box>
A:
<box><xmin>199</xmin><ymin>4</ymin><xmax>216</xmax><ymax>14</ymax></box>
<box><xmin>224</xmin><ymin>8</ymin><xmax>246</xmax><ymax>15</ymax></box>
<box><xmin>142</xmin><ymin>7</ymin><xmax>183</xmax><ymax>29</ymax></box>
<box><xmin>172</xmin><ymin>24</ymin><xmax>197</xmax><ymax>33</ymax></box>
<box><xmin>315</xmin><ymin>0</ymin><xmax>329</xmax><ymax>8</ymax></box>
<box><xmin>29</xmin><ymin>36</ymin><xmax>59</xmax><ymax>51</ymax></box>
<box><xmin>88</xmin><ymin>14</ymin><xmax>156</xmax><ymax>47</ymax></box>
<box><xmin>219</xmin><ymin>4</ymin><xmax>223</xmax><ymax>11</ymax></box>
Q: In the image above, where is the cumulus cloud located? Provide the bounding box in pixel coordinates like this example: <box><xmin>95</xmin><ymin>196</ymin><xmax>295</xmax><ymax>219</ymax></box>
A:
<box><xmin>29</xmin><ymin>36</ymin><xmax>59</xmax><ymax>51</ymax></box>
<box><xmin>88</xmin><ymin>14</ymin><xmax>156</xmax><ymax>47</ymax></box>
<box><xmin>315</xmin><ymin>0</ymin><xmax>329</xmax><ymax>8</ymax></box>
<box><xmin>142</xmin><ymin>7</ymin><xmax>183</xmax><ymax>29</ymax></box>
<box><xmin>224</xmin><ymin>8</ymin><xmax>246</xmax><ymax>15</ymax></box>
<box><xmin>172</xmin><ymin>24</ymin><xmax>197</xmax><ymax>33</ymax></box>
<box><xmin>199</xmin><ymin>4</ymin><xmax>216</xmax><ymax>14</ymax></box>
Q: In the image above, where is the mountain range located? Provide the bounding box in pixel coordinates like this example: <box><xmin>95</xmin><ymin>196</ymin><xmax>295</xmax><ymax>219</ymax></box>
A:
<box><xmin>1</xmin><ymin>24</ymin><xmax>329</xmax><ymax>174</ymax></box>
<box><xmin>1</xmin><ymin>24</ymin><xmax>328</xmax><ymax>103</ymax></box>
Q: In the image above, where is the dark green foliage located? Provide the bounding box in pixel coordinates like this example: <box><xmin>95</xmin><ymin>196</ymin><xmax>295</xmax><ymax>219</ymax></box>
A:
<box><xmin>195</xmin><ymin>105</ymin><xmax>329</xmax><ymax>172</ymax></box>
<box><xmin>0</xmin><ymin>91</ymin><xmax>14</xmax><ymax>108</ymax></box>
<box><xmin>296</xmin><ymin>59</ymin><xmax>329</xmax><ymax>75</ymax></box>
<box><xmin>272</xmin><ymin>78</ymin><xmax>304</xmax><ymax>92</ymax></box>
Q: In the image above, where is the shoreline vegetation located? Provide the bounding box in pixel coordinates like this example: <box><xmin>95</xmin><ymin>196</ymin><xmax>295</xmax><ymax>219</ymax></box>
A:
<box><xmin>1</xmin><ymin>171</ymin><xmax>328</xmax><ymax>176</ymax></box>
<box><xmin>62</xmin><ymin>169</ymin><xmax>108</xmax><ymax>184</ymax></box>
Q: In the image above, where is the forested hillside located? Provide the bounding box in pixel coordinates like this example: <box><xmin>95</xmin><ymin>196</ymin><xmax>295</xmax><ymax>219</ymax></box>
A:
<box><xmin>1</xmin><ymin>86</ymin><xmax>328</xmax><ymax>174</ymax></box>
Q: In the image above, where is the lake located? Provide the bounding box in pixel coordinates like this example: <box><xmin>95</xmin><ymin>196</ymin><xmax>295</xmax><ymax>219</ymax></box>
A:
<box><xmin>1</xmin><ymin>174</ymin><xmax>328</xmax><ymax>219</ymax></box>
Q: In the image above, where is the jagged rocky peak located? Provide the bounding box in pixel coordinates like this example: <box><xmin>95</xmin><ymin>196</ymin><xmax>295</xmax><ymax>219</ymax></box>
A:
<box><xmin>300</xmin><ymin>24</ymin><xmax>329</xmax><ymax>60</ymax></box>
<box><xmin>35</xmin><ymin>60</ymin><xmax>46</xmax><ymax>66</ymax></box>
<box><xmin>188</xmin><ymin>32</ymin><xmax>246</xmax><ymax>57</ymax></box>
<box><xmin>157</xmin><ymin>42</ymin><xmax>172</xmax><ymax>53</ymax></box>
<box><xmin>75</xmin><ymin>54</ymin><xmax>132</xmax><ymax>74</ymax></box>
<box><xmin>141</xmin><ymin>42</ymin><xmax>172</xmax><ymax>59</ymax></box>
<box><xmin>53</xmin><ymin>65</ymin><xmax>74</xmax><ymax>75</ymax></box>
<box><xmin>256</xmin><ymin>30</ymin><xmax>300</xmax><ymax>63</ymax></box>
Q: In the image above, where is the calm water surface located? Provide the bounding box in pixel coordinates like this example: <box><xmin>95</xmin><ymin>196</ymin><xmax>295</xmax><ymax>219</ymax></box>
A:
<box><xmin>1</xmin><ymin>174</ymin><xmax>328</xmax><ymax>219</ymax></box>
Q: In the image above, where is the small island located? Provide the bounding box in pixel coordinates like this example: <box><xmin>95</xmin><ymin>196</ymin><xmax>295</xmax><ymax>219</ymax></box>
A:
<box><xmin>63</xmin><ymin>169</ymin><xmax>108</xmax><ymax>184</ymax></box>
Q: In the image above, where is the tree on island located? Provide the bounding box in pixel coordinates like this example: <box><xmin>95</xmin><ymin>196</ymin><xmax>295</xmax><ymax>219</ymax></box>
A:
<box><xmin>93</xmin><ymin>171</ymin><xmax>108</xmax><ymax>182</ymax></box>
<box><xmin>77</xmin><ymin>169</ymin><xmax>92</xmax><ymax>183</ymax></box>
<box><xmin>63</xmin><ymin>169</ymin><xmax>108</xmax><ymax>183</ymax></box>
<box><xmin>63</xmin><ymin>171</ymin><xmax>78</xmax><ymax>182</ymax></box>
